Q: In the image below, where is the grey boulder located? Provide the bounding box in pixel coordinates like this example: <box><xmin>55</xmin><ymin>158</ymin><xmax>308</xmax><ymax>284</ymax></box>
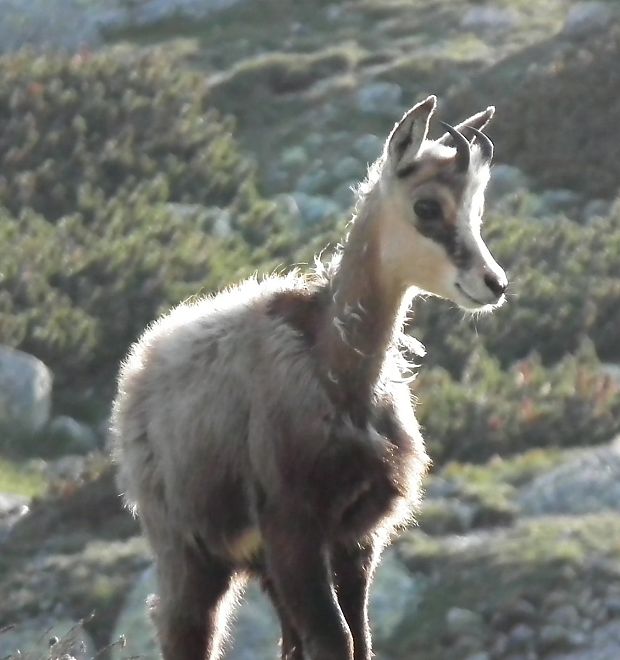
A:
<box><xmin>0</xmin><ymin>345</ymin><xmax>52</xmax><ymax>439</ymax></box>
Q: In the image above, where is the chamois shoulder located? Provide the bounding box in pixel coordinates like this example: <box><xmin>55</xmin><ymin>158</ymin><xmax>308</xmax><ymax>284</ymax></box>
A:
<box><xmin>115</xmin><ymin>271</ymin><xmax>329</xmax><ymax>406</ymax></box>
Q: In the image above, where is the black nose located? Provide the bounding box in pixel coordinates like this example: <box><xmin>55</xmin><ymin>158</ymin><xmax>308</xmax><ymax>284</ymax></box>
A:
<box><xmin>484</xmin><ymin>273</ymin><xmax>507</xmax><ymax>298</ymax></box>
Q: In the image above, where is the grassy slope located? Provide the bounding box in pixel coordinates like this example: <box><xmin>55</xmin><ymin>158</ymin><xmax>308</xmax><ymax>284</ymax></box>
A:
<box><xmin>392</xmin><ymin>513</ymin><xmax>620</xmax><ymax>659</ymax></box>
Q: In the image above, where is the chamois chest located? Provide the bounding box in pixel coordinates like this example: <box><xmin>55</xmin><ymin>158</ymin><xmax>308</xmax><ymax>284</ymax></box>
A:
<box><xmin>265</xmin><ymin>285</ymin><xmax>420</xmax><ymax>532</ymax></box>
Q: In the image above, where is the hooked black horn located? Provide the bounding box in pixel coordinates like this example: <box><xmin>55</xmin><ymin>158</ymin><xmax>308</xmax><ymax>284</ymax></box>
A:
<box><xmin>465</xmin><ymin>126</ymin><xmax>494</xmax><ymax>162</ymax></box>
<box><xmin>439</xmin><ymin>121</ymin><xmax>470</xmax><ymax>172</ymax></box>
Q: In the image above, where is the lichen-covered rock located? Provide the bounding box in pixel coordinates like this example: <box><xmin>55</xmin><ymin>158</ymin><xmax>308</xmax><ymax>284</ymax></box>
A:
<box><xmin>0</xmin><ymin>493</ymin><xmax>29</xmax><ymax>545</ymax></box>
<box><xmin>519</xmin><ymin>439</ymin><xmax>620</xmax><ymax>516</ymax></box>
<box><xmin>0</xmin><ymin>345</ymin><xmax>52</xmax><ymax>442</ymax></box>
<box><xmin>353</xmin><ymin>134</ymin><xmax>383</xmax><ymax>163</ymax></box>
<box><xmin>335</xmin><ymin>156</ymin><xmax>364</xmax><ymax>182</ymax></box>
<box><xmin>487</xmin><ymin>164</ymin><xmax>529</xmax><ymax>202</ymax></box>
<box><xmin>601</xmin><ymin>363</ymin><xmax>620</xmax><ymax>386</ymax></box>
<box><xmin>369</xmin><ymin>549</ymin><xmax>425</xmax><ymax>646</ymax></box>
<box><xmin>356</xmin><ymin>82</ymin><xmax>403</xmax><ymax>116</ymax></box>
<box><xmin>537</xmin><ymin>189</ymin><xmax>583</xmax><ymax>216</ymax></box>
<box><xmin>291</xmin><ymin>192</ymin><xmax>340</xmax><ymax>224</ymax></box>
<box><xmin>333</xmin><ymin>180</ymin><xmax>359</xmax><ymax>209</ymax></box>
<box><xmin>297</xmin><ymin>168</ymin><xmax>331</xmax><ymax>194</ymax></box>
<box><xmin>46</xmin><ymin>416</ymin><xmax>99</xmax><ymax>457</ymax></box>
<box><xmin>564</xmin><ymin>2</ymin><xmax>613</xmax><ymax>37</ymax></box>
<box><xmin>506</xmin><ymin>622</ymin><xmax>536</xmax><ymax>651</ymax></box>
<box><xmin>0</xmin><ymin>536</ymin><xmax>149</xmax><ymax>653</ymax></box>
<box><xmin>446</xmin><ymin>607</ymin><xmax>486</xmax><ymax>637</ymax></box>
<box><xmin>461</xmin><ymin>7</ymin><xmax>519</xmax><ymax>33</ymax></box>
<box><xmin>582</xmin><ymin>199</ymin><xmax>612</xmax><ymax>223</ymax></box>
<box><xmin>539</xmin><ymin>623</ymin><xmax>579</xmax><ymax>652</ymax></box>
<box><xmin>548</xmin><ymin>619</ymin><xmax>620</xmax><ymax>660</ymax></box>
<box><xmin>109</xmin><ymin>566</ymin><xmax>161</xmax><ymax>660</ymax></box>
<box><xmin>280</xmin><ymin>145</ymin><xmax>309</xmax><ymax>170</ymax></box>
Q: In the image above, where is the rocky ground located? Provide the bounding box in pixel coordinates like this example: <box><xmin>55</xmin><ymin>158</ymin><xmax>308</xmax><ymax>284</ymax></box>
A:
<box><xmin>4</xmin><ymin>440</ymin><xmax>620</xmax><ymax>659</ymax></box>
<box><xmin>2</xmin><ymin>336</ymin><xmax>619</xmax><ymax>659</ymax></box>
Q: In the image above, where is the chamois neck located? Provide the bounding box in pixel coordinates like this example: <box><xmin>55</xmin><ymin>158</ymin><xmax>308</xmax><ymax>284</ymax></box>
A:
<box><xmin>317</xmin><ymin>189</ymin><xmax>413</xmax><ymax>411</ymax></box>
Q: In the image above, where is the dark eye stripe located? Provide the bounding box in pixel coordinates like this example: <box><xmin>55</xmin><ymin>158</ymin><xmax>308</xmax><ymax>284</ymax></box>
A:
<box><xmin>416</xmin><ymin>220</ymin><xmax>473</xmax><ymax>269</ymax></box>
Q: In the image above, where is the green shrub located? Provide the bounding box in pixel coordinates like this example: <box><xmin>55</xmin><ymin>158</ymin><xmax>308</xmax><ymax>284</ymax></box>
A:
<box><xmin>0</xmin><ymin>47</ymin><xmax>303</xmax><ymax>402</ymax></box>
<box><xmin>418</xmin><ymin>448</ymin><xmax>569</xmax><ymax>534</ymax></box>
<box><xmin>0</xmin><ymin>46</ymin><xmax>251</xmax><ymax>220</ymax></box>
<box><xmin>415</xmin><ymin>341</ymin><xmax>620</xmax><ymax>464</ymax></box>
<box><xmin>447</xmin><ymin>25</ymin><xmax>620</xmax><ymax>197</ymax></box>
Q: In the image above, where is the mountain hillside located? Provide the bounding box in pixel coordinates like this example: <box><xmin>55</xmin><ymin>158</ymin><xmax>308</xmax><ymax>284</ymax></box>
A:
<box><xmin>1</xmin><ymin>1</ymin><xmax>620</xmax><ymax>659</ymax></box>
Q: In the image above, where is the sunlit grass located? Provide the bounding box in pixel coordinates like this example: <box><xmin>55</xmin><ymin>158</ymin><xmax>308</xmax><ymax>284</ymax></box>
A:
<box><xmin>0</xmin><ymin>458</ymin><xmax>46</xmax><ymax>498</ymax></box>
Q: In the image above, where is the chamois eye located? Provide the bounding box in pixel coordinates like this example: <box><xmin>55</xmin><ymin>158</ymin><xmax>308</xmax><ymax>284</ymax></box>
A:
<box><xmin>414</xmin><ymin>199</ymin><xmax>442</xmax><ymax>221</ymax></box>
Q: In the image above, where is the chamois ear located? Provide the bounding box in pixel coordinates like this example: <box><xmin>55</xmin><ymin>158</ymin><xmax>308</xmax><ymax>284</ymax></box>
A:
<box><xmin>386</xmin><ymin>95</ymin><xmax>437</xmax><ymax>174</ymax></box>
<box><xmin>437</xmin><ymin>106</ymin><xmax>495</xmax><ymax>146</ymax></box>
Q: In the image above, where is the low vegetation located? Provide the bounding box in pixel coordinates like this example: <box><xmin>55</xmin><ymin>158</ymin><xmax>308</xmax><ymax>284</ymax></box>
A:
<box><xmin>451</xmin><ymin>25</ymin><xmax>620</xmax><ymax>198</ymax></box>
<box><xmin>0</xmin><ymin>47</ymin><xmax>306</xmax><ymax>403</ymax></box>
<box><xmin>393</xmin><ymin>513</ymin><xmax>620</xmax><ymax>660</ymax></box>
<box><xmin>0</xmin><ymin>458</ymin><xmax>46</xmax><ymax>498</ymax></box>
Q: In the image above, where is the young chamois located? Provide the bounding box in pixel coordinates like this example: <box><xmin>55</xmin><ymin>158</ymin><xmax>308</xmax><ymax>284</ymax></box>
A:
<box><xmin>111</xmin><ymin>95</ymin><xmax>508</xmax><ymax>660</ymax></box>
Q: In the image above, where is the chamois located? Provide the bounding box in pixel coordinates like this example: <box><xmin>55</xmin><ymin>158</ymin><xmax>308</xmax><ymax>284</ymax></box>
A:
<box><xmin>111</xmin><ymin>95</ymin><xmax>508</xmax><ymax>660</ymax></box>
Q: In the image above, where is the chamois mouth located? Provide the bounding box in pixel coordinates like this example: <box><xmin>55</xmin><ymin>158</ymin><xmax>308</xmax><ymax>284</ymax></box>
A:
<box><xmin>454</xmin><ymin>281</ymin><xmax>490</xmax><ymax>309</ymax></box>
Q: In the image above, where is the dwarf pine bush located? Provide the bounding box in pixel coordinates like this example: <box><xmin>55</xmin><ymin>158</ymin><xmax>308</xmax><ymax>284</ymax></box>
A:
<box><xmin>0</xmin><ymin>46</ymin><xmax>301</xmax><ymax>401</ymax></box>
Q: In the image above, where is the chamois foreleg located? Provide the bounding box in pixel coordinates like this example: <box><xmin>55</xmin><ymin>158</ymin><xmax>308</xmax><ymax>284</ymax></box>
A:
<box><xmin>260</xmin><ymin>508</ymin><xmax>354</xmax><ymax>660</ymax></box>
<box><xmin>332</xmin><ymin>541</ymin><xmax>379</xmax><ymax>660</ymax></box>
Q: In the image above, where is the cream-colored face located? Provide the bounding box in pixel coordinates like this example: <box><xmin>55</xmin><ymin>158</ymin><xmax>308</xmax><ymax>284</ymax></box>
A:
<box><xmin>379</xmin><ymin>96</ymin><xmax>508</xmax><ymax>312</ymax></box>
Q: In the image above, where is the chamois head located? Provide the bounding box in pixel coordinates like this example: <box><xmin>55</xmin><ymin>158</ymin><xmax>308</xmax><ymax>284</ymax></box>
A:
<box><xmin>374</xmin><ymin>95</ymin><xmax>507</xmax><ymax>311</ymax></box>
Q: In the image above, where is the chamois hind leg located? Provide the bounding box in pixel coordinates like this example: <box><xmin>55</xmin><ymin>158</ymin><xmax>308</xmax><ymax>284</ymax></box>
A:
<box><xmin>260</xmin><ymin>508</ymin><xmax>354</xmax><ymax>660</ymax></box>
<box><xmin>152</xmin><ymin>539</ymin><xmax>235</xmax><ymax>660</ymax></box>
<box><xmin>261</xmin><ymin>574</ymin><xmax>304</xmax><ymax>660</ymax></box>
<box><xmin>332</xmin><ymin>541</ymin><xmax>380</xmax><ymax>660</ymax></box>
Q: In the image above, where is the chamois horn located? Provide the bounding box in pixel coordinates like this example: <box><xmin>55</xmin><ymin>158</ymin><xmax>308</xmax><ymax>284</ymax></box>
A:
<box><xmin>466</xmin><ymin>126</ymin><xmax>494</xmax><ymax>162</ymax></box>
<box><xmin>439</xmin><ymin>121</ymin><xmax>470</xmax><ymax>172</ymax></box>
